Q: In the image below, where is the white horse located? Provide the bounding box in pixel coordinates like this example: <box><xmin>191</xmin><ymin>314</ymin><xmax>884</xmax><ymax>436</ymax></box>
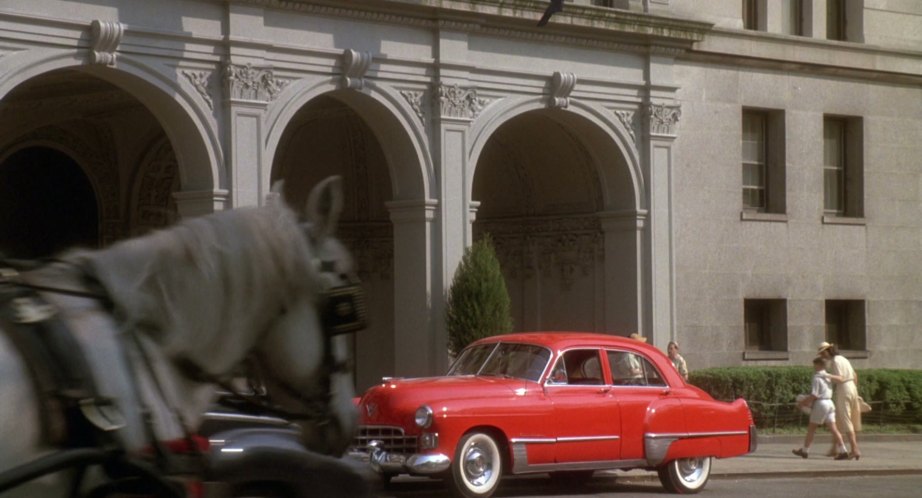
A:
<box><xmin>0</xmin><ymin>177</ymin><xmax>364</xmax><ymax>497</ymax></box>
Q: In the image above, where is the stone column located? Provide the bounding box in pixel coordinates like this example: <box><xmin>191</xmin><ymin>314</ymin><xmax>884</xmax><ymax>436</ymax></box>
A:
<box><xmin>599</xmin><ymin>210</ymin><xmax>647</xmax><ymax>334</ymax></box>
<box><xmin>388</xmin><ymin>199</ymin><xmax>438</xmax><ymax>377</ymax></box>
<box><xmin>642</xmin><ymin>99</ymin><xmax>681</xmax><ymax>348</ymax></box>
<box><xmin>174</xmin><ymin>190</ymin><xmax>230</xmax><ymax>218</ymax></box>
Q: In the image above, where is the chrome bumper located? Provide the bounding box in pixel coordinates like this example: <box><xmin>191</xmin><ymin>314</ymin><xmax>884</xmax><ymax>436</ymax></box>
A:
<box><xmin>347</xmin><ymin>444</ymin><xmax>450</xmax><ymax>475</ymax></box>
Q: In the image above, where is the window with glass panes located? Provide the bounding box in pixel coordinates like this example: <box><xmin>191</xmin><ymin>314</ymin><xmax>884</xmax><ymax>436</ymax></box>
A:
<box><xmin>824</xmin><ymin>118</ymin><xmax>846</xmax><ymax>215</ymax></box>
<box><xmin>744</xmin><ymin>299</ymin><xmax>787</xmax><ymax>351</ymax></box>
<box><xmin>742</xmin><ymin>111</ymin><xmax>767</xmax><ymax>211</ymax></box>
<box><xmin>827</xmin><ymin>0</ymin><xmax>846</xmax><ymax>40</ymax></box>
<box><xmin>825</xmin><ymin>300</ymin><xmax>867</xmax><ymax>351</ymax></box>
<box><xmin>781</xmin><ymin>0</ymin><xmax>804</xmax><ymax>36</ymax></box>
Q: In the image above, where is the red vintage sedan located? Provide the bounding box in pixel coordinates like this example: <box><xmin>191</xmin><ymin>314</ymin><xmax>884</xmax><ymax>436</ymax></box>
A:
<box><xmin>348</xmin><ymin>332</ymin><xmax>756</xmax><ymax>497</ymax></box>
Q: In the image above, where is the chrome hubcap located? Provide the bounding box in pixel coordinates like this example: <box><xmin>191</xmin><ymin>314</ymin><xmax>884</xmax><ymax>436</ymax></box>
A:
<box><xmin>463</xmin><ymin>444</ymin><xmax>493</xmax><ymax>487</ymax></box>
<box><xmin>677</xmin><ymin>457</ymin><xmax>707</xmax><ymax>484</ymax></box>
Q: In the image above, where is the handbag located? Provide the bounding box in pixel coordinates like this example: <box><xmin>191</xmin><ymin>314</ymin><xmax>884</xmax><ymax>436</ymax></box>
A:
<box><xmin>858</xmin><ymin>396</ymin><xmax>872</xmax><ymax>413</ymax></box>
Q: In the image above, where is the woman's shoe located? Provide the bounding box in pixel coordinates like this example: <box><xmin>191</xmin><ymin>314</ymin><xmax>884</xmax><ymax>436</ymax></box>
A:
<box><xmin>835</xmin><ymin>452</ymin><xmax>850</xmax><ymax>460</ymax></box>
<box><xmin>850</xmin><ymin>453</ymin><xmax>861</xmax><ymax>460</ymax></box>
<box><xmin>792</xmin><ymin>448</ymin><xmax>808</xmax><ymax>459</ymax></box>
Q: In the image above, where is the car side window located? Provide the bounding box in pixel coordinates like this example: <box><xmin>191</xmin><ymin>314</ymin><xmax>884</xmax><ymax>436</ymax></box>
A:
<box><xmin>547</xmin><ymin>349</ymin><xmax>603</xmax><ymax>385</ymax></box>
<box><xmin>607</xmin><ymin>350</ymin><xmax>666</xmax><ymax>387</ymax></box>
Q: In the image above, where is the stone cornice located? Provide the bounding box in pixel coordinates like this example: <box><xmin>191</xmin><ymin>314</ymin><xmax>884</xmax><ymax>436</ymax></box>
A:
<box><xmin>687</xmin><ymin>27</ymin><xmax>922</xmax><ymax>85</ymax></box>
<box><xmin>235</xmin><ymin>0</ymin><xmax>712</xmax><ymax>53</ymax></box>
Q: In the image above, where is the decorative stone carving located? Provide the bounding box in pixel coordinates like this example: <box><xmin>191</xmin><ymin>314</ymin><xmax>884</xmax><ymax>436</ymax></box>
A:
<box><xmin>400</xmin><ymin>90</ymin><xmax>426</xmax><ymax>122</ymax></box>
<box><xmin>647</xmin><ymin>102</ymin><xmax>682</xmax><ymax>137</ymax></box>
<box><xmin>132</xmin><ymin>138</ymin><xmax>179</xmax><ymax>235</ymax></box>
<box><xmin>339</xmin><ymin>223</ymin><xmax>393</xmax><ymax>281</ymax></box>
<box><xmin>615</xmin><ymin>110</ymin><xmax>636</xmax><ymax>142</ymax></box>
<box><xmin>439</xmin><ymin>83</ymin><xmax>490</xmax><ymax>119</ymax></box>
<box><xmin>549</xmin><ymin>71</ymin><xmax>576</xmax><ymax>109</ymax></box>
<box><xmin>182</xmin><ymin>70</ymin><xmax>214</xmax><ymax>110</ymax></box>
<box><xmin>89</xmin><ymin>20</ymin><xmax>124</xmax><ymax>67</ymax></box>
<box><xmin>342</xmin><ymin>49</ymin><xmax>373</xmax><ymax>90</ymax></box>
<box><xmin>479</xmin><ymin>216</ymin><xmax>603</xmax><ymax>290</ymax></box>
<box><xmin>224</xmin><ymin>63</ymin><xmax>289</xmax><ymax>102</ymax></box>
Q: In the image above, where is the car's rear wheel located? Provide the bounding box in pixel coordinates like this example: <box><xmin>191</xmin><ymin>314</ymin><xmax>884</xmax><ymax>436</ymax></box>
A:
<box><xmin>657</xmin><ymin>457</ymin><xmax>711</xmax><ymax>494</ymax></box>
<box><xmin>449</xmin><ymin>431</ymin><xmax>503</xmax><ymax>498</ymax></box>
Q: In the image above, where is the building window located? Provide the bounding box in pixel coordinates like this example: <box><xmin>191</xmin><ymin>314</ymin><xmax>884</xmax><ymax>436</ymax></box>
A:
<box><xmin>781</xmin><ymin>0</ymin><xmax>804</xmax><ymax>36</ymax></box>
<box><xmin>825</xmin><ymin>300</ymin><xmax>866</xmax><ymax>351</ymax></box>
<box><xmin>744</xmin><ymin>299</ymin><xmax>787</xmax><ymax>351</ymax></box>
<box><xmin>742</xmin><ymin>109</ymin><xmax>786</xmax><ymax>214</ymax></box>
<box><xmin>826</xmin><ymin>0</ymin><xmax>846</xmax><ymax>40</ymax></box>
<box><xmin>823</xmin><ymin>116</ymin><xmax>863</xmax><ymax>218</ymax></box>
<box><xmin>742</xmin><ymin>0</ymin><xmax>760</xmax><ymax>30</ymax></box>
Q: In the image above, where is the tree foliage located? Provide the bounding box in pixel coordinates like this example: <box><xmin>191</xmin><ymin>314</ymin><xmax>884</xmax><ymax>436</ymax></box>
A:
<box><xmin>446</xmin><ymin>234</ymin><xmax>513</xmax><ymax>355</ymax></box>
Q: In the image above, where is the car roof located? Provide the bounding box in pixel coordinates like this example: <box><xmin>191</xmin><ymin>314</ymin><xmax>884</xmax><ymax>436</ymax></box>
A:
<box><xmin>470</xmin><ymin>332</ymin><xmax>659</xmax><ymax>353</ymax></box>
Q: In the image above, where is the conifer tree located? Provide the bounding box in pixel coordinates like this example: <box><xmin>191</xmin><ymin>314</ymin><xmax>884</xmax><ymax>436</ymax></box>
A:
<box><xmin>446</xmin><ymin>234</ymin><xmax>513</xmax><ymax>355</ymax></box>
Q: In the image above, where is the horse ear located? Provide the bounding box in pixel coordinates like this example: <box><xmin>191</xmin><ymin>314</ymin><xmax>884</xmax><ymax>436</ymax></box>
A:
<box><xmin>266</xmin><ymin>180</ymin><xmax>285</xmax><ymax>207</ymax></box>
<box><xmin>305</xmin><ymin>176</ymin><xmax>343</xmax><ymax>237</ymax></box>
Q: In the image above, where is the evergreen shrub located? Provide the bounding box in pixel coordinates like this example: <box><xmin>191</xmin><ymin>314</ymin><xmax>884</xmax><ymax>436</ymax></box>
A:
<box><xmin>445</xmin><ymin>234</ymin><xmax>513</xmax><ymax>355</ymax></box>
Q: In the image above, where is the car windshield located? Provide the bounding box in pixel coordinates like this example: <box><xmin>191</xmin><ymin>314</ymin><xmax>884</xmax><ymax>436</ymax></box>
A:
<box><xmin>448</xmin><ymin>342</ymin><xmax>550</xmax><ymax>382</ymax></box>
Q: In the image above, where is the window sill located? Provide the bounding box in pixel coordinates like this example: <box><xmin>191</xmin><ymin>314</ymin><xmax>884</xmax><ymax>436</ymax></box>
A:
<box><xmin>822</xmin><ymin>215</ymin><xmax>866</xmax><ymax>226</ymax></box>
<box><xmin>743</xmin><ymin>351</ymin><xmax>790</xmax><ymax>361</ymax></box>
<box><xmin>741</xmin><ymin>211</ymin><xmax>788</xmax><ymax>223</ymax></box>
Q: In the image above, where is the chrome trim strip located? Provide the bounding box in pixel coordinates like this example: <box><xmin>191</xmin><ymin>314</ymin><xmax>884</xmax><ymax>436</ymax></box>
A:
<box><xmin>509</xmin><ymin>437</ymin><xmax>555</xmax><ymax>444</ymax></box>
<box><xmin>556</xmin><ymin>435</ymin><xmax>621</xmax><ymax>442</ymax></box>
<box><xmin>510</xmin><ymin>435</ymin><xmax>620</xmax><ymax>444</ymax></box>
<box><xmin>203</xmin><ymin>411</ymin><xmax>291</xmax><ymax>426</ymax></box>
<box><xmin>646</xmin><ymin>430</ymin><xmax>749</xmax><ymax>439</ymax></box>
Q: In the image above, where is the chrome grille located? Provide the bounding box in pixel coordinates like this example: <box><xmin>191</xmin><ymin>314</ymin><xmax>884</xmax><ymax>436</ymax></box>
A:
<box><xmin>353</xmin><ymin>425</ymin><xmax>417</xmax><ymax>455</ymax></box>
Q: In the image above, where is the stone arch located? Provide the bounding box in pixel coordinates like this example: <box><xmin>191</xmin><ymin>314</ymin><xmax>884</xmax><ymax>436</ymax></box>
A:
<box><xmin>129</xmin><ymin>136</ymin><xmax>180</xmax><ymax>236</ymax></box>
<box><xmin>0</xmin><ymin>49</ymin><xmax>221</xmax><ymax>193</ymax></box>
<box><xmin>469</xmin><ymin>96</ymin><xmax>644</xmax><ymax>213</ymax></box>
<box><xmin>468</xmin><ymin>96</ymin><xmax>645</xmax><ymax>334</ymax></box>
<box><xmin>265</xmin><ymin>78</ymin><xmax>431</xmax><ymax>202</ymax></box>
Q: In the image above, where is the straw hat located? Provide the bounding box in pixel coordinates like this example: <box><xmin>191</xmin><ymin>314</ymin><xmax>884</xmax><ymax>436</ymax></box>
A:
<box><xmin>817</xmin><ymin>341</ymin><xmax>833</xmax><ymax>354</ymax></box>
<box><xmin>629</xmin><ymin>333</ymin><xmax>647</xmax><ymax>343</ymax></box>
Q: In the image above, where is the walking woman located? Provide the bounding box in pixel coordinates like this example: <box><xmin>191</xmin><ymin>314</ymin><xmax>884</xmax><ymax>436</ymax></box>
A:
<box><xmin>818</xmin><ymin>342</ymin><xmax>862</xmax><ymax>459</ymax></box>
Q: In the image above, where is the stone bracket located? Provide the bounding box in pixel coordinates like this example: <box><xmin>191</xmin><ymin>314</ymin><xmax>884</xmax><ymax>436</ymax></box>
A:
<box><xmin>90</xmin><ymin>20</ymin><xmax>124</xmax><ymax>67</ymax></box>
<box><xmin>549</xmin><ymin>71</ymin><xmax>577</xmax><ymax>109</ymax></box>
<box><xmin>342</xmin><ymin>49</ymin><xmax>373</xmax><ymax>90</ymax></box>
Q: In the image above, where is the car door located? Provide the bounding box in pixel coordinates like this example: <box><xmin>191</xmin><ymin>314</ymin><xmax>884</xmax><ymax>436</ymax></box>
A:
<box><xmin>606</xmin><ymin>349</ymin><xmax>673</xmax><ymax>460</ymax></box>
<box><xmin>546</xmin><ymin>348</ymin><xmax>621</xmax><ymax>463</ymax></box>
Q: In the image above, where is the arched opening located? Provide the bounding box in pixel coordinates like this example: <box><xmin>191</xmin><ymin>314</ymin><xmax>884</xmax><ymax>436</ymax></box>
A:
<box><xmin>0</xmin><ymin>69</ymin><xmax>182</xmax><ymax>251</ymax></box>
<box><xmin>473</xmin><ymin>108</ymin><xmax>637</xmax><ymax>333</ymax></box>
<box><xmin>0</xmin><ymin>147</ymin><xmax>98</xmax><ymax>258</ymax></box>
<box><xmin>272</xmin><ymin>93</ymin><xmax>395</xmax><ymax>391</ymax></box>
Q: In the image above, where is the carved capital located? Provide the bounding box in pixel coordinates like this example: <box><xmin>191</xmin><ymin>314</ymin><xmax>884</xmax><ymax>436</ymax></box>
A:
<box><xmin>646</xmin><ymin>103</ymin><xmax>682</xmax><ymax>137</ymax></box>
<box><xmin>89</xmin><ymin>20</ymin><xmax>124</xmax><ymax>67</ymax></box>
<box><xmin>549</xmin><ymin>72</ymin><xmax>577</xmax><ymax>109</ymax></box>
<box><xmin>438</xmin><ymin>83</ymin><xmax>490</xmax><ymax>120</ymax></box>
<box><xmin>342</xmin><ymin>49</ymin><xmax>373</xmax><ymax>90</ymax></box>
<box><xmin>224</xmin><ymin>63</ymin><xmax>289</xmax><ymax>103</ymax></box>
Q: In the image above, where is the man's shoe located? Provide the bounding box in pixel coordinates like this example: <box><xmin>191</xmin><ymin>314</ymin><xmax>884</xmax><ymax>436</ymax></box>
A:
<box><xmin>792</xmin><ymin>449</ymin><xmax>808</xmax><ymax>459</ymax></box>
<box><xmin>835</xmin><ymin>452</ymin><xmax>850</xmax><ymax>460</ymax></box>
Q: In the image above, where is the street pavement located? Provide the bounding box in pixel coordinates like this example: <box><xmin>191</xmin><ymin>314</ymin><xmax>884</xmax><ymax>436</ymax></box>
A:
<box><xmin>612</xmin><ymin>433</ymin><xmax>922</xmax><ymax>481</ymax></box>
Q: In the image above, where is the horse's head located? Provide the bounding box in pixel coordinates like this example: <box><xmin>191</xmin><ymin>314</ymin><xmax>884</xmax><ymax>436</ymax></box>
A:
<box><xmin>254</xmin><ymin>176</ymin><xmax>363</xmax><ymax>456</ymax></box>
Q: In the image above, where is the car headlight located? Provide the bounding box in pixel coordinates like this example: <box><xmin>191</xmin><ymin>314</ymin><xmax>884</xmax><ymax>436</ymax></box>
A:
<box><xmin>414</xmin><ymin>405</ymin><xmax>433</xmax><ymax>428</ymax></box>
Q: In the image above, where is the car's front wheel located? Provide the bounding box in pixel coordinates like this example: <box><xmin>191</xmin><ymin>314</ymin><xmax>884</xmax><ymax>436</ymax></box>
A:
<box><xmin>657</xmin><ymin>457</ymin><xmax>711</xmax><ymax>494</ymax></box>
<box><xmin>449</xmin><ymin>431</ymin><xmax>503</xmax><ymax>498</ymax></box>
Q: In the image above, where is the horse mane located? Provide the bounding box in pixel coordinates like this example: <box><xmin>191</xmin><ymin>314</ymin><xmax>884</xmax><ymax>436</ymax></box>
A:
<box><xmin>67</xmin><ymin>201</ymin><xmax>319</xmax><ymax>373</ymax></box>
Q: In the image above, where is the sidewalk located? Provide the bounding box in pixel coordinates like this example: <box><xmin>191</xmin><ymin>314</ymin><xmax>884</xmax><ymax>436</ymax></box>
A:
<box><xmin>614</xmin><ymin>433</ymin><xmax>922</xmax><ymax>481</ymax></box>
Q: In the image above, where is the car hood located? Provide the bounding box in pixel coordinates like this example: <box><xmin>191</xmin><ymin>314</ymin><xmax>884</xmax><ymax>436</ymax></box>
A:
<box><xmin>357</xmin><ymin>375</ymin><xmax>531</xmax><ymax>426</ymax></box>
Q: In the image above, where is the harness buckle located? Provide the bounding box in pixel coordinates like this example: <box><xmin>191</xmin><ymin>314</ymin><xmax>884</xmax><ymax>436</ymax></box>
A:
<box><xmin>11</xmin><ymin>297</ymin><xmax>57</xmax><ymax>323</ymax></box>
<box><xmin>80</xmin><ymin>398</ymin><xmax>127</xmax><ymax>432</ymax></box>
<box><xmin>321</xmin><ymin>284</ymin><xmax>367</xmax><ymax>336</ymax></box>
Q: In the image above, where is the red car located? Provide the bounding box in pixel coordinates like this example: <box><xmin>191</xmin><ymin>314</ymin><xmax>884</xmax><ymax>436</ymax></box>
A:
<box><xmin>348</xmin><ymin>332</ymin><xmax>756</xmax><ymax>496</ymax></box>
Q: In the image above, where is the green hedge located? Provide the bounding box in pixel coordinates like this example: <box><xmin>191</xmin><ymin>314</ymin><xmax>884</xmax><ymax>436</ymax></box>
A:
<box><xmin>689</xmin><ymin>367</ymin><xmax>922</xmax><ymax>428</ymax></box>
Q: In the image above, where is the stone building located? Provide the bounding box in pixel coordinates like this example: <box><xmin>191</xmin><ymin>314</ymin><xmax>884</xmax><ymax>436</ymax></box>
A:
<box><xmin>1</xmin><ymin>0</ymin><xmax>919</xmax><ymax>391</ymax></box>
